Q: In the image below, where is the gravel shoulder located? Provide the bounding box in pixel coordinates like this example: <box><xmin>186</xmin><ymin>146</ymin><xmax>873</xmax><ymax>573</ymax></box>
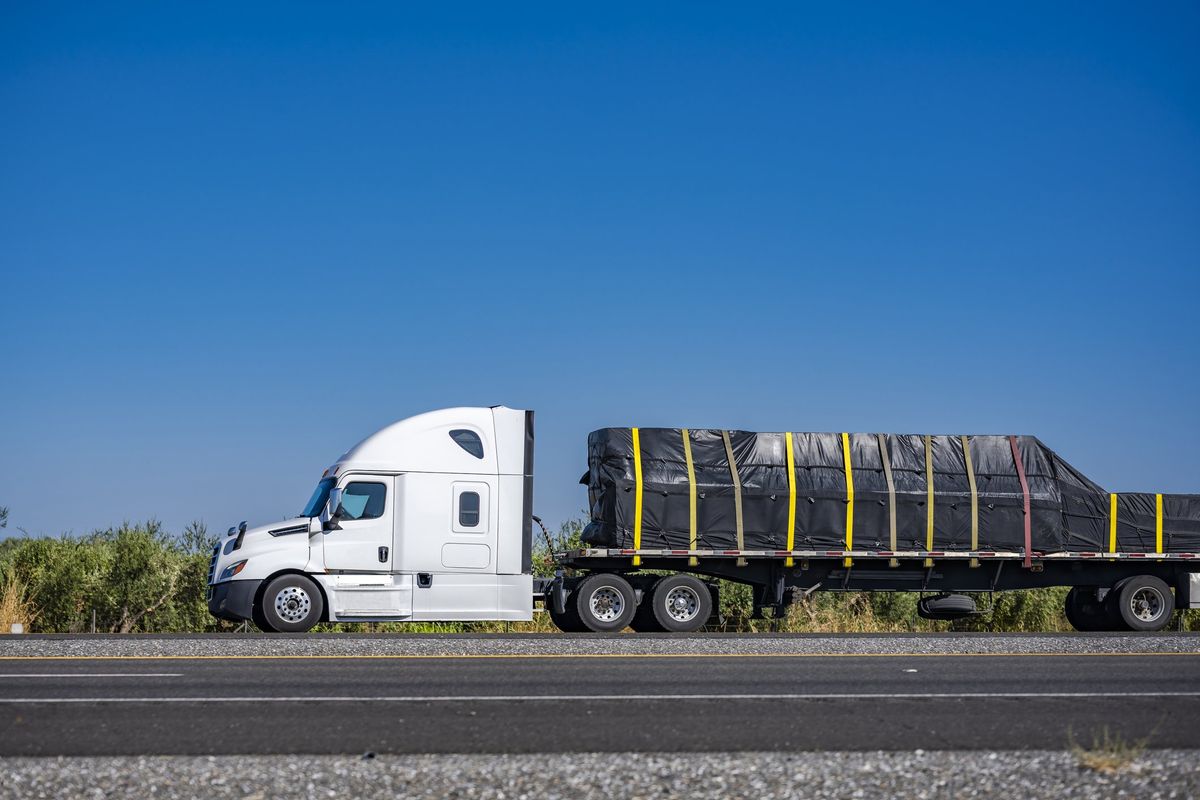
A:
<box><xmin>2</xmin><ymin>631</ymin><xmax>1199</xmax><ymax>658</ymax></box>
<box><xmin>2</xmin><ymin>751</ymin><xmax>1197</xmax><ymax>800</ymax></box>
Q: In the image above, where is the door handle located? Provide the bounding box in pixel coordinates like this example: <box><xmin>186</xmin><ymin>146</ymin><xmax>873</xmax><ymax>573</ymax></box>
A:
<box><xmin>417</xmin><ymin>573</ymin><xmax>433</xmax><ymax>588</ymax></box>
<box><xmin>378</xmin><ymin>546</ymin><xmax>389</xmax><ymax>563</ymax></box>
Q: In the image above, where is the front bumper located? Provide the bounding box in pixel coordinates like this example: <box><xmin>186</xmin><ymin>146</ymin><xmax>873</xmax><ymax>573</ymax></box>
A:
<box><xmin>207</xmin><ymin>579</ymin><xmax>260</xmax><ymax>622</ymax></box>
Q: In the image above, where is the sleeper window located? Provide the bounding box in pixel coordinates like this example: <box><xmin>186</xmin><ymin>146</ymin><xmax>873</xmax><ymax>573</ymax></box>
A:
<box><xmin>450</xmin><ymin>429</ymin><xmax>484</xmax><ymax>459</ymax></box>
<box><xmin>340</xmin><ymin>482</ymin><xmax>386</xmax><ymax>520</ymax></box>
<box><xmin>459</xmin><ymin>491</ymin><xmax>481</xmax><ymax>527</ymax></box>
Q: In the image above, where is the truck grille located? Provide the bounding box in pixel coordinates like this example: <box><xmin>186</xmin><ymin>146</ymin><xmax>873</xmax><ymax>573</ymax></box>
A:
<box><xmin>208</xmin><ymin>544</ymin><xmax>220</xmax><ymax>585</ymax></box>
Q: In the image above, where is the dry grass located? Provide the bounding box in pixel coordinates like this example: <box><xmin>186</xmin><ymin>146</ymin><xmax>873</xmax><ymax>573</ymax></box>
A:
<box><xmin>782</xmin><ymin>593</ymin><xmax>915</xmax><ymax>633</ymax></box>
<box><xmin>0</xmin><ymin>576</ymin><xmax>37</xmax><ymax>633</ymax></box>
<box><xmin>1069</xmin><ymin>727</ymin><xmax>1149</xmax><ymax>774</ymax></box>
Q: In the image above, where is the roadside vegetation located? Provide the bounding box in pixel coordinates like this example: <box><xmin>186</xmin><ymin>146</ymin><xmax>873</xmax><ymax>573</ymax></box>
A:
<box><xmin>0</xmin><ymin>511</ymin><xmax>1195</xmax><ymax>634</ymax></box>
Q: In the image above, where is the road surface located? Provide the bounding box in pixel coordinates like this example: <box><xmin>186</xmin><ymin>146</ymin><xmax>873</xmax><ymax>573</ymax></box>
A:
<box><xmin>2</xmin><ymin>649</ymin><xmax>1198</xmax><ymax>755</ymax></box>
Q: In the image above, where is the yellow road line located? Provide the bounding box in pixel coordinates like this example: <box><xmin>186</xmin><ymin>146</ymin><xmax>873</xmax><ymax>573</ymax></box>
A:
<box><xmin>0</xmin><ymin>651</ymin><xmax>1196</xmax><ymax>661</ymax></box>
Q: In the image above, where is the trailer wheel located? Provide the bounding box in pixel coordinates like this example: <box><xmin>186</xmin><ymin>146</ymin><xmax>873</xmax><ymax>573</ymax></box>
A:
<box><xmin>1064</xmin><ymin>587</ymin><xmax>1115</xmax><ymax>632</ymax></box>
<box><xmin>649</xmin><ymin>574</ymin><xmax>712</xmax><ymax>633</ymax></box>
<box><xmin>574</xmin><ymin>573</ymin><xmax>637</xmax><ymax>632</ymax></box>
<box><xmin>258</xmin><ymin>574</ymin><xmax>324</xmax><ymax>633</ymax></box>
<box><xmin>1113</xmin><ymin>575</ymin><xmax>1173</xmax><ymax>632</ymax></box>
<box><xmin>548</xmin><ymin>592</ymin><xmax>589</xmax><ymax>633</ymax></box>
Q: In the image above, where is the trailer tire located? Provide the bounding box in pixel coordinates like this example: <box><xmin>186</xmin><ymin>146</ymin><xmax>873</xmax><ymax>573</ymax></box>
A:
<box><xmin>258</xmin><ymin>574</ymin><xmax>324</xmax><ymax>633</ymax></box>
<box><xmin>574</xmin><ymin>573</ymin><xmax>637</xmax><ymax>632</ymax></box>
<box><xmin>1064</xmin><ymin>587</ymin><xmax>1114</xmax><ymax>632</ymax></box>
<box><xmin>1113</xmin><ymin>575</ymin><xmax>1174</xmax><ymax>632</ymax></box>
<box><xmin>548</xmin><ymin>593</ymin><xmax>589</xmax><ymax>633</ymax></box>
<box><xmin>649</xmin><ymin>574</ymin><xmax>712</xmax><ymax>633</ymax></box>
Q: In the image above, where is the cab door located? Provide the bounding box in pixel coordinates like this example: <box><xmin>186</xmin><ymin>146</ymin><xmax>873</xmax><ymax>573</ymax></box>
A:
<box><xmin>324</xmin><ymin>477</ymin><xmax>394</xmax><ymax>573</ymax></box>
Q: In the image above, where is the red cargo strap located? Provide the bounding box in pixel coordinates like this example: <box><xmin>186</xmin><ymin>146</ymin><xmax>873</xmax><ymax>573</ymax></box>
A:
<box><xmin>1008</xmin><ymin>435</ymin><xmax>1032</xmax><ymax>568</ymax></box>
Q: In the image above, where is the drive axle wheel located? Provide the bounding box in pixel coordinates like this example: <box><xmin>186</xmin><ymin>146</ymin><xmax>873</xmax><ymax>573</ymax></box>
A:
<box><xmin>649</xmin><ymin>574</ymin><xmax>712</xmax><ymax>633</ymax></box>
<box><xmin>574</xmin><ymin>573</ymin><xmax>637</xmax><ymax>632</ymax></box>
<box><xmin>257</xmin><ymin>574</ymin><xmax>324</xmax><ymax>633</ymax></box>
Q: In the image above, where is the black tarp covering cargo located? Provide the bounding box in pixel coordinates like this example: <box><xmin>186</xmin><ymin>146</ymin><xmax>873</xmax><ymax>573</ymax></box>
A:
<box><xmin>581</xmin><ymin>428</ymin><xmax>1200</xmax><ymax>555</ymax></box>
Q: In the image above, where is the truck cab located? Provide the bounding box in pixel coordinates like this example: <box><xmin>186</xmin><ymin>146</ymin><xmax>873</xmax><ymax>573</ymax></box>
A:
<box><xmin>207</xmin><ymin>406</ymin><xmax>535</xmax><ymax>632</ymax></box>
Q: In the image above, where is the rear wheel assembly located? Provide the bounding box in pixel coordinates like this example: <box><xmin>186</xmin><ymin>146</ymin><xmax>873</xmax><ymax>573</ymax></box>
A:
<box><xmin>648</xmin><ymin>574</ymin><xmax>712</xmax><ymax>633</ymax></box>
<box><xmin>1112</xmin><ymin>575</ymin><xmax>1173</xmax><ymax>632</ymax></box>
<box><xmin>574</xmin><ymin>573</ymin><xmax>637</xmax><ymax>632</ymax></box>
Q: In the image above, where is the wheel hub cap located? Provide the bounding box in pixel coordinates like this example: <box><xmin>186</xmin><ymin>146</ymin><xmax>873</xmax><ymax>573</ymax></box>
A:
<box><xmin>1130</xmin><ymin>587</ymin><xmax>1164</xmax><ymax>623</ymax></box>
<box><xmin>589</xmin><ymin>587</ymin><xmax>624</xmax><ymax>622</ymax></box>
<box><xmin>664</xmin><ymin>587</ymin><xmax>699</xmax><ymax>622</ymax></box>
<box><xmin>274</xmin><ymin>586</ymin><xmax>311</xmax><ymax>623</ymax></box>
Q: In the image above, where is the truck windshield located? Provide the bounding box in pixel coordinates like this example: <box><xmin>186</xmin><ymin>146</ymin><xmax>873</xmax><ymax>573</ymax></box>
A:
<box><xmin>302</xmin><ymin>478</ymin><xmax>336</xmax><ymax>517</ymax></box>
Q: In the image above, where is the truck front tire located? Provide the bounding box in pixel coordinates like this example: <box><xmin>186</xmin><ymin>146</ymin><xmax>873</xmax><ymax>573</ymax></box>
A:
<box><xmin>256</xmin><ymin>574</ymin><xmax>324</xmax><ymax>633</ymax></box>
<box><xmin>574</xmin><ymin>573</ymin><xmax>637</xmax><ymax>632</ymax></box>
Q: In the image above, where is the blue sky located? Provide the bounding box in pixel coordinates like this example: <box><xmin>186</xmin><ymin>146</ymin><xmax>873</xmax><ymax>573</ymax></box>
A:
<box><xmin>2</xmin><ymin>3</ymin><xmax>1198</xmax><ymax>538</ymax></box>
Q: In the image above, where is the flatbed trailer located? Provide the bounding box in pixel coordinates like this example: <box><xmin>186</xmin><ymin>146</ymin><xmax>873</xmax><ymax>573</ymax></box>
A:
<box><xmin>542</xmin><ymin>547</ymin><xmax>1200</xmax><ymax>633</ymax></box>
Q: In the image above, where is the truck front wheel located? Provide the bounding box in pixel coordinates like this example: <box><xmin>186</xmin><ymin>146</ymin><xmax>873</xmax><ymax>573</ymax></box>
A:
<box><xmin>256</xmin><ymin>574</ymin><xmax>324</xmax><ymax>633</ymax></box>
<box><xmin>574</xmin><ymin>573</ymin><xmax>637</xmax><ymax>632</ymax></box>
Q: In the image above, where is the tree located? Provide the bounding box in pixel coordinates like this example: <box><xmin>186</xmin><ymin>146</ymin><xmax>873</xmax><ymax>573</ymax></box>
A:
<box><xmin>0</xmin><ymin>506</ymin><xmax>8</xmax><ymax>528</ymax></box>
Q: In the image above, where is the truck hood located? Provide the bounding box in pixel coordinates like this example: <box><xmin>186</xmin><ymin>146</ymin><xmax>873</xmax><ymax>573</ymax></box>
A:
<box><xmin>214</xmin><ymin>517</ymin><xmax>315</xmax><ymax>582</ymax></box>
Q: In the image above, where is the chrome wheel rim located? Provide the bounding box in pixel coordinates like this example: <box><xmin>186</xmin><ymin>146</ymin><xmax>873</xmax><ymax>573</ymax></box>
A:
<box><xmin>589</xmin><ymin>587</ymin><xmax>624</xmax><ymax>623</ymax></box>
<box><xmin>1129</xmin><ymin>587</ymin><xmax>1165</xmax><ymax>623</ymax></box>
<box><xmin>664</xmin><ymin>586</ymin><xmax>700</xmax><ymax>623</ymax></box>
<box><xmin>274</xmin><ymin>586</ymin><xmax>312</xmax><ymax>623</ymax></box>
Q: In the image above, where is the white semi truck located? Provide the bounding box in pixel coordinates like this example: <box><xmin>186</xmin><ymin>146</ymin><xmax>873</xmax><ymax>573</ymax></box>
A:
<box><xmin>208</xmin><ymin>406</ymin><xmax>1200</xmax><ymax>633</ymax></box>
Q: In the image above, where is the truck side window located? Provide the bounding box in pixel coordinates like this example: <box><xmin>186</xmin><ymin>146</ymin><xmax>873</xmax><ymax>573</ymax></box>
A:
<box><xmin>340</xmin><ymin>482</ymin><xmax>386</xmax><ymax>520</ymax></box>
<box><xmin>450</xmin><ymin>429</ymin><xmax>484</xmax><ymax>459</ymax></box>
<box><xmin>459</xmin><ymin>491</ymin><xmax>481</xmax><ymax>527</ymax></box>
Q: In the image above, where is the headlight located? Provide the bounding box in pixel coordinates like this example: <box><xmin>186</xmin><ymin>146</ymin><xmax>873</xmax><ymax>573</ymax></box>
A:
<box><xmin>219</xmin><ymin>560</ymin><xmax>248</xmax><ymax>581</ymax></box>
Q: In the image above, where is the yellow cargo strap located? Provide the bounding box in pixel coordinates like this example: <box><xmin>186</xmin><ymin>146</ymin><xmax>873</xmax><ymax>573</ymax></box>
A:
<box><xmin>785</xmin><ymin>432</ymin><xmax>797</xmax><ymax>567</ymax></box>
<box><xmin>877</xmin><ymin>434</ymin><xmax>898</xmax><ymax>567</ymax></box>
<box><xmin>924</xmin><ymin>435</ymin><xmax>934</xmax><ymax>567</ymax></box>
<box><xmin>1156</xmin><ymin>493</ymin><xmax>1164</xmax><ymax>554</ymax></box>
<box><xmin>682</xmin><ymin>429</ymin><xmax>698</xmax><ymax>567</ymax></box>
<box><xmin>1109</xmin><ymin>493</ymin><xmax>1118</xmax><ymax>556</ymax></box>
<box><xmin>960</xmin><ymin>435</ymin><xmax>979</xmax><ymax>568</ymax></box>
<box><xmin>841</xmin><ymin>432</ymin><xmax>854</xmax><ymax>568</ymax></box>
<box><xmin>721</xmin><ymin>431</ymin><xmax>747</xmax><ymax>566</ymax></box>
<box><xmin>632</xmin><ymin>427</ymin><xmax>643</xmax><ymax>566</ymax></box>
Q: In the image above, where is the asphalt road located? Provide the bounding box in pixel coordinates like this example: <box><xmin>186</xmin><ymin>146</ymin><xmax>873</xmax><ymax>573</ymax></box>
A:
<box><xmin>2</xmin><ymin>651</ymin><xmax>1199</xmax><ymax>756</ymax></box>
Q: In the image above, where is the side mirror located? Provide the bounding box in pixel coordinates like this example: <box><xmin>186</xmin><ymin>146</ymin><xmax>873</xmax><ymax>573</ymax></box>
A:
<box><xmin>322</xmin><ymin>488</ymin><xmax>344</xmax><ymax>531</ymax></box>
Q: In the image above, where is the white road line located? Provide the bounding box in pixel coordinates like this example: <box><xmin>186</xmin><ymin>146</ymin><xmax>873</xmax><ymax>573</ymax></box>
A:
<box><xmin>0</xmin><ymin>691</ymin><xmax>1198</xmax><ymax>703</ymax></box>
<box><xmin>0</xmin><ymin>673</ymin><xmax>182</xmax><ymax>678</ymax></box>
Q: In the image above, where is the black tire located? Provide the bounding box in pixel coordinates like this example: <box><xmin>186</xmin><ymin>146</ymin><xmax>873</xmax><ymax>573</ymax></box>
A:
<box><xmin>1113</xmin><ymin>575</ymin><xmax>1174</xmax><ymax>632</ymax></box>
<box><xmin>251</xmin><ymin>602</ymin><xmax>274</xmax><ymax>633</ymax></box>
<box><xmin>1064</xmin><ymin>587</ymin><xmax>1113</xmax><ymax>632</ymax></box>
<box><xmin>630</xmin><ymin>579</ymin><xmax>667</xmax><ymax>632</ymax></box>
<box><xmin>649</xmin><ymin>574</ymin><xmax>712</xmax><ymax>633</ymax></box>
<box><xmin>258</xmin><ymin>574</ymin><xmax>324</xmax><ymax>633</ymax></box>
<box><xmin>574</xmin><ymin>573</ymin><xmax>637</xmax><ymax>632</ymax></box>
<box><xmin>548</xmin><ymin>592</ymin><xmax>589</xmax><ymax>632</ymax></box>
